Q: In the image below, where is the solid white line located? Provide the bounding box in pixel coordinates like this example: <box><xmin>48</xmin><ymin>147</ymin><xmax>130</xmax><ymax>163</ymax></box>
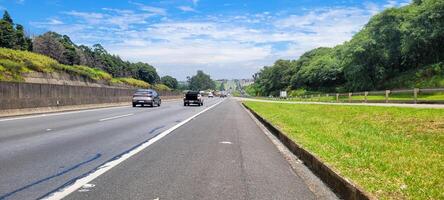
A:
<box><xmin>98</xmin><ymin>114</ymin><xmax>134</xmax><ymax>122</ymax></box>
<box><xmin>43</xmin><ymin>99</ymin><xmax>224</xmax><ymax>200</ymax></box>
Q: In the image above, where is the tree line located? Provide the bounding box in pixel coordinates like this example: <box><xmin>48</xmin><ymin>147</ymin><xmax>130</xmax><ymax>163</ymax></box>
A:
<box><xmin>0</xmin><ymin>11</ymin><xmax>180</xmax><ymax>89</ymax></box>
<box><xmin>249</xmin><ymin>0</ymin><xmax>444</xmax><ymax>96</ymax></box>
<box><xmin>0</xmin><ymin>11</ymin><xmax>32</xmax><ymax>51</ymax></box>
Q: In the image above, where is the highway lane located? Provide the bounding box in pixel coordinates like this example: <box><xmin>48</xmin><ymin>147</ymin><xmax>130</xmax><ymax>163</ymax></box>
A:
<box><xmin>0</xmin><ymin>97</ymin><xmax>222</xmax><ymax>200</ymax></box>
<box><xmin>64</xmin><ymin>99</ymin><xmax>335</xmax><ymax>200</ymax></box>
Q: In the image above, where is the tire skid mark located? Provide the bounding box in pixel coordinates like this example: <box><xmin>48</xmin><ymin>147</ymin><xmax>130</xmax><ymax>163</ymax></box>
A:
<box><xmin>0</xmin><ymin>154</ymin><xmax>101</xmax><ymax>200</ymax></box>
<box><xmin>38</xmin><ymin>130</ymin><xmax>169</xmax><ymax>199</ymax></box>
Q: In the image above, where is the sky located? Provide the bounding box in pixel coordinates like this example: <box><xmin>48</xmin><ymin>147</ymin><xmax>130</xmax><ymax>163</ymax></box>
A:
<box><xmin>0</xmin><ymin>0</ymin><xmax>410</xmax><ymax>81</ymax></box>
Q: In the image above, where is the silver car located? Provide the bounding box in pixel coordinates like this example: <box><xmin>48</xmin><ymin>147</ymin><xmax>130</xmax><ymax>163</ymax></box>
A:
<box><xmin>132</xmin><ymin>89</ymin><xmax>161</xmax><ymax>107</ymax></box>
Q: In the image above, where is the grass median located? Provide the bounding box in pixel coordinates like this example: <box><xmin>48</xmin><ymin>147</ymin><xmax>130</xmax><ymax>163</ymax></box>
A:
<box><xmin>244</xmin><ymin>101</ymin><xmax>443</xmax><ymax>199</ymax></box>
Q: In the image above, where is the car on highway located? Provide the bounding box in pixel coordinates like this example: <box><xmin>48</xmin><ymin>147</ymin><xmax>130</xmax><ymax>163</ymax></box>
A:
<box><xmin>208</xmin><ymin>92</ymin><xmax>214</xmax><ymax>98</ymax></box>
<box><xmin>132</xmin><ymin>89</ymin><xmax>161</xmax><ymax>107</ymax></box>
<box><xmin>220</xmin><ymin>91</ymin><xmax>228</xmax><ymax>98</ymax></box>
<box><xmin>184</xmin><ymin>91</ymin><xmax>203</xmax><ymax>106</ymax></box>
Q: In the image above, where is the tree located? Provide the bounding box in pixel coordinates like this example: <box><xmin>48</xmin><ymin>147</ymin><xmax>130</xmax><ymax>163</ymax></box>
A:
<box><xmin>0</xmin><ymin>20</ymin><xmax>16</xmax><ymax>49</ymax></box>
<box><xmin>161</xmin><ymin>75</ymin><xmax>178</xmax><ymax>89</ymax></box>
<box><xmin>135</xmin><ymin>63</ymin><xmax>160</xmax><ymax>84</ymax></box>
<box><xmin>33</xmin><ymin>32</ymin><xmax>66</xmax><ymax>62</ymax></box>
<box><xmin>15</xmin><ymin>24</ymin><xmax>31</xmax><ymax>51</ymax></box>
<box><xmin>251</xmin><ymin>0</ymin><xmax>444</xmax><ymax>93</ymax></box>
<box><xmin>219</xmin><ymin>82</ymin><xmax>225</xmax><ymax>91</ymax></box>
<box><xmin>2</xmin><ymin>11</ymin><xmax>13</xmax><ymax>24</ymax></box>
<box><xmin>188</xmin><ymin>70</ymin><xmax>216</xmax><ymax>91</ymax></box>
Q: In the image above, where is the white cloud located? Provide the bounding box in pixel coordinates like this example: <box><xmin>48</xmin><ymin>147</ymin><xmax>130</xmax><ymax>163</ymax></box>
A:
<box><xmin>178</xmin><ymin>6</ymin><xmax>196</xmax><ymax>12</ymax></box>
<box><xmin>139</xmin><ymin>6</ymin><xmax>167</xmax><ymax>15</ymax></box>
<box><xmin>31</xmin><ymin>0</ymin><xmax>409</xmax><ymax>79</ymax></box>
<box><xmin>63</xmin><ymin>9</ymin><xmax>155</xmax><ymax>30</ymax></box>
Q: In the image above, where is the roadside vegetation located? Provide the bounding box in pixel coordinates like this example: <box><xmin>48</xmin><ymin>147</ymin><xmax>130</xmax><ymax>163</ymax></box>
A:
<box><xmin>0</xmin><ymin>11</ymin><xmax>180</xmax><ymax>91</ymax></box>
<box><xmin>247</xmin><ymin>0</ymin><xmax>444</xmax><ymax>96</ymax></box>
<box><xmin>187</xmin><ymin>70</ymin><xmax>216</xmax><ymax>91</ymax></box>
<box><xmin>244</xmin><ymin>101</ymin><xmax>443</xmax><ymax>199</ymax></box>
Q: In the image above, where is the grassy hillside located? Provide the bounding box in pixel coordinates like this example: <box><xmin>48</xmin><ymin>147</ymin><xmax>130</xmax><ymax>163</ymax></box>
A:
<box><xmin>0</xmin><ymin>48</ymin><xmax>154</xmax><ymax>89</ymax></box>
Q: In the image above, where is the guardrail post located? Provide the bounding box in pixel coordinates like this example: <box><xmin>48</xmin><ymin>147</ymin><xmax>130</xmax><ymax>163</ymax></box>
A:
<box><xmin>318</xmin><ymin>94</ymin><xmax>321</xmax><ymax>102</ymax></box>
<box><xmin>336</xmin><ymin>93</ymin><xmax>339</xmax><ymax>103</ymax></box>
<box><xmin>326</xmin><ymin>94</ymin><xmax>329</xmax><ymax>102</ymax></box>
<box><xmin>385</xmin><ymin>90</ymin><xmax>390</xmax><ymax>103</ymax></box>
<box><xmin>364</xmin><ymin>91</ymin><xmax>368</xmax><ymax>103</ymax></box>
<box><xmin>413</xmin><ymin>88</ymin><xmax>419</xmax><ymax>104</ymax></box>
<box><xmin>348</xmin><ymin>92</ymin><xmax>352</xmax><ymax>103</ymax></box>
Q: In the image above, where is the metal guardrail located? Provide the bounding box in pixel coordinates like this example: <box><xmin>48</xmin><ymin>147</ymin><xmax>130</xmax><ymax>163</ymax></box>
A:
<box><xmin>266</xmin><ymin>88</ymin><xmax>444</xmax><ymax>104</ymax></box>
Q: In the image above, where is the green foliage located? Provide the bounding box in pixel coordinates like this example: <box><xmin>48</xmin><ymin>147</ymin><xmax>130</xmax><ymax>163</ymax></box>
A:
<box><xmin>160</xmin><ymin>75</ymin><xmax>178</xmax><ymax>89</ymax></box>
<box><xmin>134</xmin><ymin>62</ymin><xmax>160</xmax><ymax>84</ymax></box>
<box><xmin>0</xmin><ymin>11</ymin><xmax>32</xmax><ymax>51</ymax></box>
<box><xmin>252</xmin><ymin>0</ymin><xmax>444</xmax><ymax>95</ymax></box>
<box><xmin>0</xmin><ymin>47</ymin><xmax>156</xmax><ymax>87</ymax></box>
<box><xmin>111</xmin><ymin>77</ymin><xmax>150</xmax><ymax>88</ymax></box>
<box><xmin>153</xmin><ymin>83</ymin><xmax>172</xmax><ymax>91</ymax></box>
<box><xmin>54</xmin><ymin>64</ymin><xmax>112</xmax><ymax>81</ymax></box>
<box><xmin>33</xmin><ymin>32</ymin><xmax>161</xmax><ymax>83</ymax></box>
<box><xmin>2</xmin><ymin>11</ymin><xmax>13</xmax><ymax>24</ymax></box>
<box><xmin>219</xmin><ymin>82</ymin><xmax>225</xmax><ymax>91</ymax></box>
<box><xmin>188</xmin><ymin>70</ymin><xmax>216</xmax><ymax>91</ymax></box>
<box><xmin>288</xmin><ymin>89</ymin><xmax>307</xmax><ymax>97</ymax></box>
<box><xmin>244</xmin><ymin>83</ymin><xmax>261</xmax><ymax>96</ymax></box>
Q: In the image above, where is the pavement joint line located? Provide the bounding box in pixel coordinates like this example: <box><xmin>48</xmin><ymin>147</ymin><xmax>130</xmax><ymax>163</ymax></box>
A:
<box><xmin>98</xmin><ymin>113</ymin><xmax>134</xmax><ymax>122</ymax></box>
<box><xmin>41</xmin><ymin>99</ymin><xmax>225</xmax><ymax>200</ymax></box>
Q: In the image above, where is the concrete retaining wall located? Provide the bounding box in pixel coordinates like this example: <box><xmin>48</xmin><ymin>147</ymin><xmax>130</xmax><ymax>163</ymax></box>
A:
<box><xmin>0</xmin><ymin>81</ymin><xmax>180</xmax><ymax>110</ymax></box>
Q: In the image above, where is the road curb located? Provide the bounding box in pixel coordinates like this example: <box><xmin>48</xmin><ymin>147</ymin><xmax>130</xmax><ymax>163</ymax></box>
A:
<box><xmin>242</xmin><ymin>102</ymin><xmax>375</xmax><ymax>200</ymax></box>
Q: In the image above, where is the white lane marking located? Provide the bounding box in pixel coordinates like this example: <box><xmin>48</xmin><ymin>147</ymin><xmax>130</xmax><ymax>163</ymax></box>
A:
<box><xmin>77</xmin><ymin>184</ymin><xmax>95</xmax><ymax>193</ymax></box>
<box><xmin>0</xmin><ymin>106</ymin><xmax>131</xmax><ymax>122</ymax></box>
<box><xmin>220</xmin><ymin>141</ymin><xmax>232</xmax><ymax>144</ymax></box>
<box><xmin>98</xmin><ymin>114</ymin><xmax>134</xmax><ymax>122</ymax></box>
<box><xmin>43</xmin><ymin>99</ymin><xmax>224</xmax><ymax>200</ymax></box>
<box><xmin>81</xmin><ymin>184</ymin><xmax>95</xmax><ymax>189</ymax></box>
<box><xmin>46</xmin><ymin>129</ymin><xmax>52</xmax><ymax>131</ymax></box>
<box><xmin>0</xmin><ymin>99</ymin><xmax>184</xmax><ymax>123</ymax></box>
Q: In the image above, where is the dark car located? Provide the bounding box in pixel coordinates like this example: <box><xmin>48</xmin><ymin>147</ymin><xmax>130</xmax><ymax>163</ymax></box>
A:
<box><xmin>132</xmin><ymin>89</ymin><xmax>161</xmax><ymax>107</ymax></box>
<box><xmin>184</xmin><ymin>91</ymin><xmax>203</xmax><ymax>106</ymax></box>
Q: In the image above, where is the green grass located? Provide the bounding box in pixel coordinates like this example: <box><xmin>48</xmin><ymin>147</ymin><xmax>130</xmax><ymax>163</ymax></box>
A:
<box><xmin>244</xmin><ymin>101</ymin><xmax>444</xmax><ymax>200</ymax></box>
<box><xmin>0</xmin><ymin>47</ymin><xmax>114</xmax><ymax>82</ymax></box>
<box><xmin>111</xmin><ymin>77</ymin><xmax>150</xmax><ymax>88</ymax></box>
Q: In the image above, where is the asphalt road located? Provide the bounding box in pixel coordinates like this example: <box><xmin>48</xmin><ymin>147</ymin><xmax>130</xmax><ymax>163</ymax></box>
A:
<box><xmin>0</xmin><ymin>98</ymin><xmax>334</xmax><ymax>200</ymax></box>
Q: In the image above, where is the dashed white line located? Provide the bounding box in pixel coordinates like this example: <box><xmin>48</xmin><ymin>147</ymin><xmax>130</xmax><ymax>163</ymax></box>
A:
<box><xmin>98</xmin><ymin>114</ymin><xmax>134</xmax><ymax>122</ymax></box>
<box><xmin>43</xmin><ymin>99</ymin><xmax>224</xmax><ymax>200</ymax></box>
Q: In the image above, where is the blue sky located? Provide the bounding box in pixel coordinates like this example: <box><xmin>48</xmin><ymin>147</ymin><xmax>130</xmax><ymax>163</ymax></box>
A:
<box><xmin>0</xmin><ymin>0</ymin><xmax>410</xmax><ymax>80</ymax></box>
